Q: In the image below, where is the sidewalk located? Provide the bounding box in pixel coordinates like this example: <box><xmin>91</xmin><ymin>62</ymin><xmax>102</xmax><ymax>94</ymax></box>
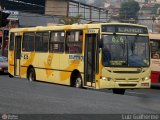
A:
<box><xmin>151</xmin><ymin>83</ymin><xmax>160</xmax><ymax>89</ymax></box>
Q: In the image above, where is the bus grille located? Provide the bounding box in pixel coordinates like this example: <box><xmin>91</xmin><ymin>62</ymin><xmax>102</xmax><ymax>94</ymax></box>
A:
<box><xmin>115</xmin><ymin>78</ymin><xmax>139</xmax><ymax>81</ymax></box>
<box><xmin>128</xmin><ymin>78</ymin><xmax>139</xmax><ymax>80</ymax></box>
<box><xmin>119</xmin><ymin>84</ymin><xmax>137</xmax><ymax>87</ymax></box>
<box><xmin>113</xmin><ymin>71</ymin><xmax>141</xmax><ymax>74</ymax></box>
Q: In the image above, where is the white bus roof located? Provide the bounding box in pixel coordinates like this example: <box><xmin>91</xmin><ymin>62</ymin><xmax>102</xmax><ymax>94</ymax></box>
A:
<box><xmin>10</xmin><ymin>23</ymin><xmax>147</xmax><ymax>33</ymax></box>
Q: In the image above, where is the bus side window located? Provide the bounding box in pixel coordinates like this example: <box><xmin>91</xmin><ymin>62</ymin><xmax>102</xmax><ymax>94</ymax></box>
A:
<box><xmin>35</xmin><ymin>32</ymin><xmax>49</xmax><ymax>52</ymax></box>
<box><xmin>9</xmin><ymin>33</ymin><xmax>15</xmax><ymax>51</ymax></box>
<box><xmin>23</xmin><ymin>32</ymin><xmax>35</xmax><ymax>52</ymax></box>
<box><xmin>151</xmin><ymin>40</ymin><xmax>160</xmax><ymax>59</ymax></box>
<box><xmin>66</xmin><ymin>31</ymin><xmax>82</xmax><ymax>54</ymax></box>
<box><xmin>50</xmin><ymin>31</ymin><xmax>64</xmax><ymax>53</ymax></box>
<box><xmin>152</xmin><ymin>52</ymin><xmax>160</xmax><ymax>59</ymax></box>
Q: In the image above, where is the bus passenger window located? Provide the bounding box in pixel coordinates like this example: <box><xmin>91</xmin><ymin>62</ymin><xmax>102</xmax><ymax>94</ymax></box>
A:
<box><xmin>35</xmin><ymin>32</ymin><xmax>49</xmax><ymax>52</ymax></box>
<box><xmin>50</xmin><ymin>31</ymin><xmax>64</xmax><ymax>53</ymax></box>
<box><xmin>23</xmin><ymin>32</ymin><xmax>35</xmax><ymax>52</ymax></box>
<box><xmin>66</xmin><ymin>31</ymin><xmax>82</xmax><ymax>54</ymax></box>
<box><xmin>151</xmin><ymin>40</ymin><xmax>160</xmax><ymax>59</ymax></box>
<box><xmin>152</xmin><ymin>52</ymin><xmax>160</xmax><ymax>59</ymax></box>
<box><xmin>9</xmin><ymin>33</ymin><xmax>15</xmax><ymax>51</ymax></box>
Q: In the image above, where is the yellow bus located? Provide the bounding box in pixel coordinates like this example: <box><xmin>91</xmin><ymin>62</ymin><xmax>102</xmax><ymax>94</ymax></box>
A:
<box><xmin>149</xmin><ymin>33</ymin><xmax>160</xmax><ymax>85</ymax></box>
<box><xmin>8</xmin><ymin>23</ymin><xmax>151</xmax><ymax>94</ymax></box>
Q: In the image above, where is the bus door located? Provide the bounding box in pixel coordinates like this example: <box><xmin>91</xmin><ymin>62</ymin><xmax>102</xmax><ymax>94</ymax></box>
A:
<box><xmin>84</xmin><ymin>33</ymin><xmax>98</xmax><ymax>88</ymax></box>
<box><xmin>14</xmin><ymin>36</ymin><xmax>22</xmax><ymax>76</ymax></box>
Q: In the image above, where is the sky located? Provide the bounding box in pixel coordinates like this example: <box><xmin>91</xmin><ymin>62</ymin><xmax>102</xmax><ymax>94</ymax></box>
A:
<box><xmin>75</xmin><ymin>0</ymin><xmax>120</xmax><ymax>7</ymax></box>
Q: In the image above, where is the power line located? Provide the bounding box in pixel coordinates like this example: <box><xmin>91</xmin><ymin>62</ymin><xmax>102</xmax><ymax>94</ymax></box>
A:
<box><xmin>6</xmin><ymin>0</ymin><xmax>44</xmax><ymax>7</ymax></box>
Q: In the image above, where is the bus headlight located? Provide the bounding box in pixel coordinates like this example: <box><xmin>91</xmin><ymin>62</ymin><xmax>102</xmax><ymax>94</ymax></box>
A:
<box><xmin>101</xmin><ymin>77</ymin><xmax>111</xmax><ymax>81</ymax></box>
<box><xmin>102</xmin><ymin>77</ymin><xmax>107</xmax><ymax>81</ymax></box>
<box><xmin>142</xmin><ymin>77</ymin><xmax>149</xmax><ymax>81</ymax></box>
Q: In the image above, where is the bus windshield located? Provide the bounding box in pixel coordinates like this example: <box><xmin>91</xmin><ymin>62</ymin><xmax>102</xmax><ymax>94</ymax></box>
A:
<box><xmin>102</xmin><ymin>35</ymin><xmax>150</xmax><ymax>67</ymax></box>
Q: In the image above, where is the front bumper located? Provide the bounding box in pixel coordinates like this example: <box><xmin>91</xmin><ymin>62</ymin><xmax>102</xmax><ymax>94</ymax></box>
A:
<box><xmin>99</xmin><ymin>78</ymin><xmax>151</xmax><ymax>89</ymax></box>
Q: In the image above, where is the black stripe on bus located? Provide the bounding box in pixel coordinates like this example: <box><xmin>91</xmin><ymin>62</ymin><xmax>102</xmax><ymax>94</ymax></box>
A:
<box><xmin>21</xmin><ymin>66</ymin><xmax>84</xmax><ymax>74</ymax></box>
<box><xmin>9</xmin><ymin>64</ymin><xmax>14</xmax><ymax>66</ymax></box>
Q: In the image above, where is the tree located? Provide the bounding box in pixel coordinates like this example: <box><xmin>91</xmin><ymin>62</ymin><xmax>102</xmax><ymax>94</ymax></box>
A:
<box><xmin>152</xmin><ymin>4</ymin><xmax>160</xmax><ymax>14</ymax></box>
<box><xmin>59</xmin><ymin>15</ymin><xmax>82</xmax><ymax>25</ymax></box>
<box><xmin>119</xmin><ymin>0</ymin><xmax>140</xmax><ymax>21</ymax></box>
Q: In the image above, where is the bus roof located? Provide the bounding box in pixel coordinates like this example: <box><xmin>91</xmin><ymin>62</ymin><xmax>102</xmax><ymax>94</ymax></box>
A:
<box><xmin>10</xmin><ymin>23</ymin><xmax>147</xmax><ymax>33</ymax></box>
<box><xmin>149</xmin><ymin>33</ymin><xmax>160</xmax><ymax>40</ymax></box>
<box><xmin>101</xmin><ymin>23</ymin><xmax>147</xmax><ymax>28</ymax></box>
<box><xmin>10</xmin><ymin>24</ymin><xmax>99</xmax><ymax>32</ymax></box>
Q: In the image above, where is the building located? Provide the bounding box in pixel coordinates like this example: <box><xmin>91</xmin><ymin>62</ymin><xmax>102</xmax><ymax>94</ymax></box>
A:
<box><xmin>45</xmin><ymin>0</ymin><xmax>109</xmax><ymax>22</ymax></box>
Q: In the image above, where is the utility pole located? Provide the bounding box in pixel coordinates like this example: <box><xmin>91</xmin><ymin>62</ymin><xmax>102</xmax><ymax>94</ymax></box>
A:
<box><xmin>152</xmin><ymin>15</ymin><xmax>156</xmax><ymax>32</ymax></box>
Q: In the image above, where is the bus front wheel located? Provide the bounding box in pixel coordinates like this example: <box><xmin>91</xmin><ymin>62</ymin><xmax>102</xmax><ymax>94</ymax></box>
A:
<box><xmin>112</xmin><ymin>89</ymin><xmax>125</xmax><ymax>95</ymax></box>
<box><xmin>28</xmin><ymin>68</ymin><xmax>36</xmax><ymax>82</ymax></box>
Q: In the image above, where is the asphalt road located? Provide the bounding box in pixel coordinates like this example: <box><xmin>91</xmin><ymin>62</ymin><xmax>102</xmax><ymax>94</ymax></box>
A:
<box><xmin>0</xmin><ymin>74</ymin><xmax>160</xmax><ymax>114</ymax></box>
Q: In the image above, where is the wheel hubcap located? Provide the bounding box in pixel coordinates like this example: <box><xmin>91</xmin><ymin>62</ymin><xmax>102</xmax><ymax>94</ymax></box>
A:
<box><xmin>75</xmin><ymin>78</ymin><xmax>81</xmax><ymax>88</ymax></box>
<box><xmin>29</xmin><ymin>72</ymin><xmax>33</xmax><ymax>81</ymax></box>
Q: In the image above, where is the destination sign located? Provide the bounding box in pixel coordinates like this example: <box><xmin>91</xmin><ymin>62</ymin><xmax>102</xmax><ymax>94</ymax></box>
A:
<box><xmin>102</xmin><ymin>25</ymin><xmax>148</xmax><ymax>34</ymax></box>
<box><xmin>118</xmin><ymin>27</ymin><xmax>143</xmax><ymax>33</ymax></box>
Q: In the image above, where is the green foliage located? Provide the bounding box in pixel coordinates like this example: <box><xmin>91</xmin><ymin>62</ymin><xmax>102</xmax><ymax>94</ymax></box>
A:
<box><xmin>119</xmin><ymin>0</ymin><xmax>140</xmax><ymax>20</ymax></box>
<box><xmin>59</xmin><ymin>15</ymin><xmax>82</xmax><ymax>25</ymax></box>
<box><xmin>145</xmin><ymin>0</ymin><xmax>148</xmax><ymax>3</ymax></box>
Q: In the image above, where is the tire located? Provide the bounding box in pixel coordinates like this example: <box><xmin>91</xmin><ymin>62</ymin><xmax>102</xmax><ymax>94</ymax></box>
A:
<box><xmin>113</xmin><ymin>89</ymin><xmax>125</xmax><ymax>95</ymax></box>
<box><xmin>70</xmin><ymin>70</ymin><xmax>83</xmax><ymax>88</ymax></box>
<box><xmin>71</xmin><ymin>75</ymin><xmax>82</xmax><ymax>88</ymax></box>
<box><xmin>9</xmin><ymin>73</ymin><xmax>14</xmax><ymax>78</ymax></box>
<box><xmin>28</xmin><ymin>68</ymin><xmax>36</xmax><ymax>82</ymax></box>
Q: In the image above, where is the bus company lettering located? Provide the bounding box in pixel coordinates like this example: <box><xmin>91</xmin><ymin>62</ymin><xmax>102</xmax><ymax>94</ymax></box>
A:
<box><xmin>118</xmin><ymin>27</ymin><xmax>143</xmax><ymax>34</ymax></box>
<box><xmin>69</xmin><ymin>55</ymin><xmax>84</xmax><ymax>61</ymax></box>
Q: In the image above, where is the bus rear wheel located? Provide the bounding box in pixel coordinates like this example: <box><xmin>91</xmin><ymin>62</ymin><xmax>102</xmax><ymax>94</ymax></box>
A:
<box><xmin>112</xmin><ymin>89</ymin><xmax>125</xmax><ymax>95</ymax></box>
<box><xmin>28</xmin><ymin>68</ymin><xmax>36</xmax><ymax>82</ymax></box>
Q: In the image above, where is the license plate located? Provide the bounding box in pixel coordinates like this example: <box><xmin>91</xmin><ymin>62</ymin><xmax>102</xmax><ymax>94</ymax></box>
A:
<box><xmin>141</xmin><ymin>83</ymin><xmax>149</xmax><ymax>87</ymax></box>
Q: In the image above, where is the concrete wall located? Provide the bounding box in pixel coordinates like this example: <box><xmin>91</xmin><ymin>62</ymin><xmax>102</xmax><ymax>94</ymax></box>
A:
<box><xmin>45</xmin><ymin>0</ymin><xmax>69</xmax><ymax>16</ymax></box>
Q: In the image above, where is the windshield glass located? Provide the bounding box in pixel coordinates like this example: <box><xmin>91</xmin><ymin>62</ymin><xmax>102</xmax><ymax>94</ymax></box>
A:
<box><xmin>102</xmin><ymin>35</ymin><xmax>149</xmax><ymax>67</ymax></box>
